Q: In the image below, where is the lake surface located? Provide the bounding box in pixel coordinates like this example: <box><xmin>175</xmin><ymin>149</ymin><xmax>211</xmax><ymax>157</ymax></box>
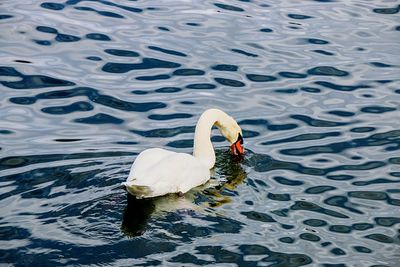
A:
<box><xmin>1</xmin><ymin>0</ymin><xmax>399</xmax><ymax>266</ymax></box>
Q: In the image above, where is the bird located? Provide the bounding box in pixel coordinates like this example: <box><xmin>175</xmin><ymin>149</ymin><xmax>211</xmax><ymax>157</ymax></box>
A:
<box><xmin>122</xmin><ymin>108</ymin><xmax>244</xmax><ymax>199</ymax></box>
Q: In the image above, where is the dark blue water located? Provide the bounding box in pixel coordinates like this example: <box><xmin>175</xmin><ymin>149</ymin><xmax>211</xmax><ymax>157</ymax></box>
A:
<box><xmin>1</xmin><ymin>0</ymin><xmax>400</xmax><ymax>266</ymax></box>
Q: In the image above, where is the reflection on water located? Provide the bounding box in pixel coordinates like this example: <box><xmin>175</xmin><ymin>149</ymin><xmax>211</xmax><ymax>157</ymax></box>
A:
<box><xmin>122</xmin><ymin>196</ymin><xmax>156</xmax><ymax>237</ymax></box>
<box><xmin>1</xmin><ymin>0</ymin><xmax>400</xmax><ymax>266</ymax></box>
<box><xmin>203</xmin><ymin>150</ymin><xmax>248</xmax><ymax>208</ymax></box>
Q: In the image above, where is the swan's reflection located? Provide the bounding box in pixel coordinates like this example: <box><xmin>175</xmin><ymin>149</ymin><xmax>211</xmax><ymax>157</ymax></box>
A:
<box><xmin>121</xmin><ymin>195</ymin><xmax>155</xmax><ymax>237</ymax></box>
<box><xmin>121</xmin><ymin>150</ymin><xmax>247</xmax><ymax>236</ymax></box>
<box><xmin>201</xmin><ymin>150</ymin><xmax>247</xmax><ymax>207</ymax></box>
<box><xmin>121</xmin><ymin>192</ymin><xmax>199</xmax><ymax>237</ymax></box>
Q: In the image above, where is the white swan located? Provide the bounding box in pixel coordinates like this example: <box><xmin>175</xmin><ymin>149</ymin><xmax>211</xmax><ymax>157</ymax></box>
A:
<box><xmin>122</xmin><ymin>108</ymin><xmax>244</xmax><ymax>198</ymax></box>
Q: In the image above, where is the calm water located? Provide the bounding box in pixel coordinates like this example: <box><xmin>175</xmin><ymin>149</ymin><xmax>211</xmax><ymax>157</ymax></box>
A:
<box><xmin>1</xmin><ymin>0</ymin><xmax>400</xmax><ymax>266</ymax></box>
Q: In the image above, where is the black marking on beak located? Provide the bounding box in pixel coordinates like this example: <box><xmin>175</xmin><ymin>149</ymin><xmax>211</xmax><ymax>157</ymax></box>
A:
<box><xmin>238</xmin><ymin>133</ymin><xmax>243</xmax><ymax>144</ymax></box>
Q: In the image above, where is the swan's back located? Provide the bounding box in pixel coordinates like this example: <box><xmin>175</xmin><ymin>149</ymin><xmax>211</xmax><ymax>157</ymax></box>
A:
<box><xmin>128</xmin><ymin>148</ymin><xmax>174</xmax><ymax>179</ymax></box>
<box><xmin>124</xmin><ymin>148</ymin><xmax>210</xmax><ymax>198</ymax></box>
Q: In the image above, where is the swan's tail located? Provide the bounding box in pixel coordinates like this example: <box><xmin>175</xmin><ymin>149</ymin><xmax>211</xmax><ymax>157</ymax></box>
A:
<box><xmin>122</xmin><ymin>182</ymin><xmax>152</xmax><ymax>199</ymax></box>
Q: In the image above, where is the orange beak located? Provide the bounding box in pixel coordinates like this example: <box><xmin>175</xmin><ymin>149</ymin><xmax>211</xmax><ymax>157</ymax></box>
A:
<box><xmin>230</xmin><ymin>133</ymin><xmax>244</xmax><ymax>156</ymax></box>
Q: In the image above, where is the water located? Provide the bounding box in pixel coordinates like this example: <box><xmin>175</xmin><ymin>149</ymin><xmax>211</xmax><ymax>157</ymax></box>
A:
<box><xmin>1</xmin><ymin>0</ymin><xmax>399</xmax><ymax>266</ymax></box>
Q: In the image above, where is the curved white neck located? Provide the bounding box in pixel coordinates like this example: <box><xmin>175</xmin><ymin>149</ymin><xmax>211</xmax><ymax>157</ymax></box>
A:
<box><xmin>193</xmin><ymin>109</ymin><xmax>232</xmax><ymax>169</ymax></box>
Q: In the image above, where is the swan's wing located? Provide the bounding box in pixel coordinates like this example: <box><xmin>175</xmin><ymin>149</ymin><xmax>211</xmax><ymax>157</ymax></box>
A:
<box><xmin>127</xmin><ymin>148</ymin><xmax>175</xmax><ymax>182</ymax></box>
<box><xmin>146</xmin><ymin>153</ymin><xmax>210</xmax><ymax>195</ymax></box>
<box><xmin>172</xmin><ymin>154</ymin><xmax>210</xmax><ymax>193</ymax></box>
<box><xmin>125</xmin><ymin>150</ymin><xmax>210</xmax><ymax>198</ymax></box>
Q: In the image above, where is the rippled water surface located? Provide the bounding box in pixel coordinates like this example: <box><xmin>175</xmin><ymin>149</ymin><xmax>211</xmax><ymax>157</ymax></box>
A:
<box><xmin>1</xmin><ymin>0</ymin><xmax>400</xmax><ymax>266</ymax></box>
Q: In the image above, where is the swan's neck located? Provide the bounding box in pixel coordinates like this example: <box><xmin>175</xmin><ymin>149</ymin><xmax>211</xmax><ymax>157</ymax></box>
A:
<box><xmin>193</xmin><ymin>109</ymin><xmax>229</xmax><ymax>169</ymax></box>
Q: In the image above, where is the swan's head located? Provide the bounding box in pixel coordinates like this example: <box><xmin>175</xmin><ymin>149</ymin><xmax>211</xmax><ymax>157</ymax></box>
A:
<box><xmin>217</xmin><ymin>119</ymin><xmax>244</xmax><ymax>156</ymax></box>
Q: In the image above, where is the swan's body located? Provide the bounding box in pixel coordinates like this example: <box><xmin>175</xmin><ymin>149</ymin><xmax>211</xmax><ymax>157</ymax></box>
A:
<box><xmin>124</xmin><ymin>148</ymin><xmax>210</xmax><ymax>198</ymax></box>
<box><xmin>122</xmin><ymin>109</ymin><xmax>243</xmax><ymax>198</ymax></box>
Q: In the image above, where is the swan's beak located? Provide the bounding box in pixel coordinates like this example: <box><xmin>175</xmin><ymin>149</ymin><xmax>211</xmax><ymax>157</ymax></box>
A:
<box><xmin>230</xmin><ymin>133</ymin><xmax>244</xmax><ymax>156</ymax></box>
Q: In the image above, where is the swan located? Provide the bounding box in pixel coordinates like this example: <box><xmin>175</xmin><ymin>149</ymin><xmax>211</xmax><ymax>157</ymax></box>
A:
<box><xmin>122</xmin><ymin>108</ymin><xmax>244</xmax><ymax>198</ymax></box>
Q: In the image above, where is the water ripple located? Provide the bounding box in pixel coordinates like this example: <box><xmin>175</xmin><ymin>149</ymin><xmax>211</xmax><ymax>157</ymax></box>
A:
<box><xmin>1</xmin><ymin>0</ymin><xmax>399</xmax><ymax>266</ymax></box>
